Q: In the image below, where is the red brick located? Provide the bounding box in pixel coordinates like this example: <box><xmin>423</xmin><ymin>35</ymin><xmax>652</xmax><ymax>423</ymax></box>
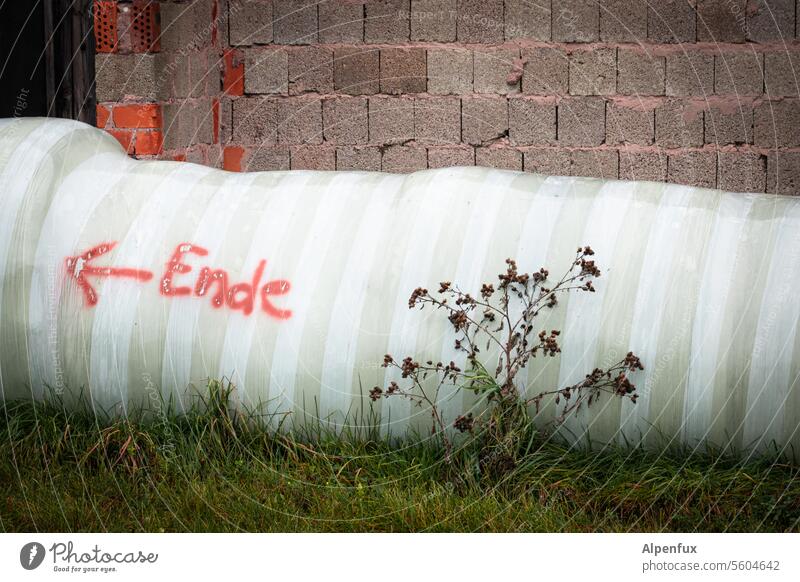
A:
<box><xmin>226</xmin><ymin>146</ymin><xmax>249</xmax><ymax>171</ymax></box>
<box><xmin>667</xmin><ymin>151</ymin><xmax>717</xmax><ymax>189</ymax></box>
<box><xmin>754</xmin><ymin>99</ymin><xmax>800</xmax><ymax>147</ymax></box>
<box><xmin>522</xmin><ymin>47</ymin><xmax>568</xmax><ymax>95</ymax></box>
<box><xmin>290</xmin><ymin>146</ymin><xmax>336</xmax><ymax>170</ymax></box>
<box><xmin>617</xmin><ymin>49</ymin><xmax>665</xmax><ymax>96</ymax></box>
<box><xmin>746</xmin><ymin>0</ymin><xmax>795</xmax><ymax>42</ymax></box>
<box><xmin>477</xmin><ymin>147</ymin><xmax>523</xmax><ymax>171</ymax></box>
<box><xmin>365</xmin><ymin>0</ymin><xmax>411</xmax><ymax>43</ymax></box>
<box><xmin>130</xmin><ymin>0</ymin><xmax>160</xmax><ymax>52</ymax></box>
<box><xmin>767</xmin><ymin>151</ymin><xmax>800</xmax><ymax>195</ymax></box>
<box><xmin>369</xmin><ymin>97</ymin><xmax>415</xmax><ymax>144</ymax></box>
<box><xmin>212</xmin><ymin>0</ymin><xmax>221</xmax><ymax>46</ymax></box>
<box><xmin>569</xmin><ymin>49</ymin><xmax>615</xmax><ymax>96</ymax></box>
<box><xmin>718</xmin><ymin>152</ymin><xmax>766</xmax><ymax>192</ymax></box>
<box><xmin>474</xmin><ymin>47</ymin><xmax>520</xmax><ymax>95</ymax></box>
<box><xmin>288</xmin><ymin>47</ymin><xmax>333</xmax><ymax>95</ymax></box>
<box><xmin>334</xmin><ymin>47</ymin><xmax>380</xmax><ymax>95</ymax></box>
<box><xmin>606</xmin><ymin>102</ymin><xmax>655</xmax><ymax>145</ymax></box>
<box><xmin>112</xmin><ymin>103</ymin><xmax>162</xmax><ymax>129</ymax></box>
<box><xmin>277</xmin><ymin>98</ymin><xmax>323</xmax><ymax>145</ymax></box>
<box><xmin>107</xmin><ymin>129</ymin><xmax>134</xmax><ymax>153</ymax></box>
<box><xmin>133</xmin><ymin>130</ymin><xmax>163</xmax><ymax>155</ymax></box>
<box><xmin>714</xmin><ymin>52</ymin><xmax>763</xmax><ymax>95</ymax></box>
<box><xmin>696</xmin><ymin>0</ymin><xmax>747</xmax><ymax>42</ymax></box>
<box><xmin>599</xmin><ymin>0</ymin><xmax>647</xmax><ymax>42</ymax></box>
<box><xmin>336</xmin><ymin>147</ymin><xmax>382</xmax><ymax>171</ymax></box>
<box><xmin>414</xmin><ymin>97</ymin><xmax>461</xmax><ymax>144</ymax></box>
<box><xmin>380</xmin><ymin>48</ymin><xmax>427</xmax><ymax>94</ymax></box>
<box><xmin>552</xmin><ymin>0</ymin><xmax>599</xmax><ymax>42</ymax></box>
<box><xmin>457</xmin><ymin>0</ymin><xmax>504</xmax><ymax>43</ymax></box>
<box><xmin>462</xmin><ymin>97</ymin><xmax>508</xmax><ymax>145</ymax></box>
<box><xmin>619</xmin><ymin>150</ymin><xmax>667</xmax><ymax>182</ymax></box>
<box><xmin>94</xmin><ymin>0</ymin><xmax>119</xmax><ymax>53</ymax></box>
<box><xmin>319</xmin><ymin>3</ymin><xmax>364</xmax><ymax>43</ymax></box>
<box><xmin>411</xmin><ymin>0</ymin><xmax>458</xmax><ymax>41</ymax></box>
<box><xmin>96</xmin><ymin>105</ymin><xmax>110</xmax><ymax>128</ymax></box>
<box><xmin>382</xmin><ymin>145</ymin><xmax>427</xmax><ymax>173</ymax></box>
<box><xmin>509</xmin><ymin>98</ymin><xmax>556</xmax><ymax>146</ymax></box>
<box><xmin>223</xmin><ymin>50</ymin><xmax>245</xmax><ymax>97</ymax></box>
<box><xmin>323</xmin><ymin>97</ymin><xmax>369</xmax><ymax>145</ymax></box>
<box><xmin>504</xmin><ymin>0</ymin><xmax>550</xmax><ymax>41</ymax></box>
<box><xmin>647</xmin><ymin>0</ymin><xmax>696</xmax><ymax>43</ymax></box>
<box><xmin>427</xmin><ymin>146</ymin><xmax>475</xmax><ymax>168</ymax></box>
<box><xmin>558</xmin><ymin>97</ymin><xmax>606</xmax><ymax>146</ymax></box>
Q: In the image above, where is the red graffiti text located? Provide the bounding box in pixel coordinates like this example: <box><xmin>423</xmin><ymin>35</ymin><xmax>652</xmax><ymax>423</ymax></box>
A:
<box><xmin>66</xmin><ymin>242</ymin><xmax>154</xmax><ymax>306</ymax></box>
<box><xmin>159</xmin><ymin>243</ymin><xmax>292</xmax><ymax>319</ymax></box>
<box><xmin>66</xmin><ymin>241</ymin><xmax>292</xmax><ymax>319</ymax></box>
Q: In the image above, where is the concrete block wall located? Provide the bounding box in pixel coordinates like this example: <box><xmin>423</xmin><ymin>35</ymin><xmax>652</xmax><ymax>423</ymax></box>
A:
<box><xmin>94</xmin><ymin>0</ymin><xmax>223</xmax><ymax>165</ymax></box>
<box><xmin>93</xmin><ymin>0</ymin><xmax>800</xmax><ymax>194</ymax></box>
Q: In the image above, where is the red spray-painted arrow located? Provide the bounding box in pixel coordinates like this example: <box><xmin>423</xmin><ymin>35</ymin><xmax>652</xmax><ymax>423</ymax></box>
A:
<box><xmin>65</xmin><ymin>242</ymin><xmax>154</xmax><ymax>307</ymax></box>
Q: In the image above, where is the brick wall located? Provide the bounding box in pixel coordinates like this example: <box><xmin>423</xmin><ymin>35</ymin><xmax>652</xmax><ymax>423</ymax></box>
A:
<box><xmin>94</xmin><ymin>0</ymin><xmax>222</xmax><ymax>164</ymax></box>
<box><xmin>94</xmin><ymin>1</ymin><xmax>800</xmax><ymax>194</ymax></box>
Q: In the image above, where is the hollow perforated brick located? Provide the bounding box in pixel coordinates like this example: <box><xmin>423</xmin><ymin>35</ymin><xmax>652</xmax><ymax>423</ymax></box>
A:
<box><xmin>94</xmin><ymin>1</ymin><xmax>119</xmax><ymax>53</ymax></box>
<box><xmin>131</xmin><ymin>0</ymin><xmax>161</xmax><ymax>53</ymax></box>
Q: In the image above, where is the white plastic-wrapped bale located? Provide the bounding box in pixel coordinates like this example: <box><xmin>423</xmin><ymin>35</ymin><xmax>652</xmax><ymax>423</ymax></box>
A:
<box><xmin>1</xmin><ymin>118</ymin><xmax>798</xmax><ymax>460</ymax></box>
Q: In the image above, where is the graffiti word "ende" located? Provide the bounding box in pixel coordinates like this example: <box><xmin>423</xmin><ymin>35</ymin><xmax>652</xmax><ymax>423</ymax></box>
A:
<box><xmin>66</xmin><ymin>241</ymin><xmax>292</xmax><ymax>319</ymax></box>
<box><xmin>160</xmin><ymin>242</ymin><xmax>291</xmax><ymax>318</ymax></box>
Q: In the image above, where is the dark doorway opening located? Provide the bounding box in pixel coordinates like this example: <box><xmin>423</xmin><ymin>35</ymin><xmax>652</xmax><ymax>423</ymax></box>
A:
<box><xmin>0</xmin><ymin>0</ymin><xmax>95</xmax><ymax>123</ymax></box>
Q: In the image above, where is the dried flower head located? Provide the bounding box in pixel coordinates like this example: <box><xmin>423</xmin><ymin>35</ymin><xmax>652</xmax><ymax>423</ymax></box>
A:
<box><xmin>453</xmin><ymin>413</ymin><xmax>475</xmax><ymax>433</ymax></box>
<box><xmin>408</xmin><ymin>287</ymin><xmax>428</xmax><ymax>308</ymax></box>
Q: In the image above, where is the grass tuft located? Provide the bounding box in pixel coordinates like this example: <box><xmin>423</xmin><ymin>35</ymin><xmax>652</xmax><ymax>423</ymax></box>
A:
<box><xmin>1</xmin><ymin>383</ymin><xmax>798</xmax><ymax>532</ymax></box>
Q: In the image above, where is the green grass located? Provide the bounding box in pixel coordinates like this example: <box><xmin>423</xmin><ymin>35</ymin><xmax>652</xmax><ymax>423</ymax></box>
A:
<box><xmin>1</xmin><ymin>384</ymin><xmax>798</xmax><ymax>532</ymax></box>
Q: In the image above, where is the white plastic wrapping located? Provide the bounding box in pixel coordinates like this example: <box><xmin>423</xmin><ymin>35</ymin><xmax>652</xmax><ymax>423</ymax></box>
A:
<box><xmin>1</xmin><ymin>118</ymin><xmax>798</xmax><ymax>459</ymax></box>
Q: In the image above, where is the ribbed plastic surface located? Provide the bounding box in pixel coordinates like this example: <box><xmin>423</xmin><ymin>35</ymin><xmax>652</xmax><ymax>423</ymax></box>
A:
<box><xmin>1</xmin><ymin>118</ymin><xmax>798</xmax><ymax>460</ymax></box>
